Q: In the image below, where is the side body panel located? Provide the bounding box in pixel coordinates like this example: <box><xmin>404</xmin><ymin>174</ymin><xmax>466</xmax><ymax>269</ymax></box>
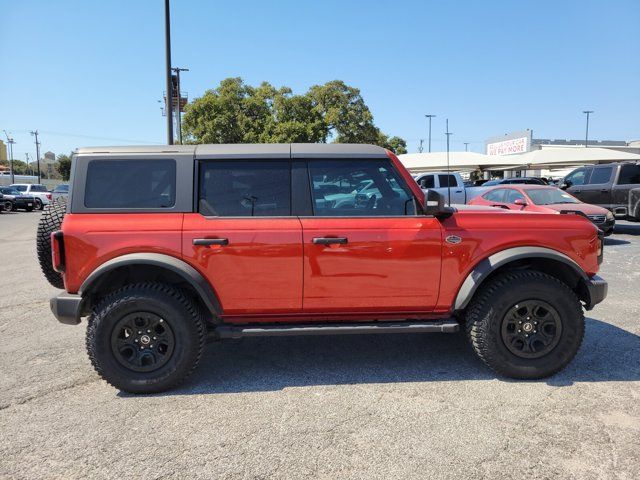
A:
<box><xmin>182</xmin><ymin>215</ymin><xmax>303</xmax><ymax>317</ymax></box>
<box><xmin>61</xmin><ymin>213</ymin><xmax>185</xmax><ymax>293</ymax></box>
<box><xmin>300</xmin><ymin>216</ymin><xmax>442</xmax><ymax>313</ymax></box>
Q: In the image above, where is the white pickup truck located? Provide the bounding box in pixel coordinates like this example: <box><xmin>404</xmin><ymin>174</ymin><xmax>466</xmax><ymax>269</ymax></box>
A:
<box><xmin>414</xmin><ymin>172</ymin><xmax>487</xmax><ymax>204</ymax></box>
<box><xmin>10</xmin><ymin>183</ymin><xmax>52</xmax><ymax>210</ymax></box>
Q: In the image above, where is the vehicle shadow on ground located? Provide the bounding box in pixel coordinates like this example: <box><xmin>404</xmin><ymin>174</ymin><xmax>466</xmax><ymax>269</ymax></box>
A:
<box><xmin>615</xmin><ymin>222</ymin><xmax>640</xmax><ymax>236</ymax></box>
<box><xmin>135</xmin><ymin>318</ymin><xmax>640</xmax><ymax>397</ymax></box>
<box><xmin>604</xmin><ymin>238</ymin><xmax>630</xmax><ymax>246</ymax></box>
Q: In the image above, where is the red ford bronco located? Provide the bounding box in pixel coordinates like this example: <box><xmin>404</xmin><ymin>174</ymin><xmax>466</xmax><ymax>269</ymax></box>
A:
<box><xmin>38</xmin><ymin>144</ymin><xmax>607</xmax><ymax>393</ymax></box>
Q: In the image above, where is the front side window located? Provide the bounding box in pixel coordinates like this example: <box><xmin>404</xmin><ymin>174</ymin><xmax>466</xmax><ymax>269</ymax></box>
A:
<box><xmin>85</xmin><ymin>159</ymin><xmax>176</xmax><ymax>209</ymax></box>
<box><xmin>418</xmin><ymin>175</ymin><xmax>435</xmax><ymax>189</ymax></box>
<box><xmin>309</xmin><ymin>160</ymin><xmax>415</xmax><ymax>216</ymax></box>
<box><xmin>505</xmin><ymin>189</ymin><xmax>526</xmax><ymax>203</ymax></box>
<box><xmin>618</xmin><ymin>164</ymin><xmax>640</xmax><ymax>185</ymax></box>
<box><xmin>565</xmin><ymin>169</ymin><xmax>587</xmax><ymax>187</ymax></box>
<box><xmin>588</xmin><ymin>167</ymin><xmax>613</xmax><ymax>185</ymax></box>
<box><xmin>199</xmin><ymin>160</ymin><xmax>291</xmax><ymax>216</ymax></box>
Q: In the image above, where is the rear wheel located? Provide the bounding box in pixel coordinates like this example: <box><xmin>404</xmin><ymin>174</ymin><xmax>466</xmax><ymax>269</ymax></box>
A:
<box><xmin>4</xmin><ymin>201</ymin><xmax>13</xmax><ymax>212</ymax></box>
<box><xmin>465</xmin><ymin>270</ymin><xmax>584</xmax><ymax>379</ymax></box>
<box><xmin>35</xmin><ymin>198</ymin><xmax>43</xmax><ymax>210</ymax></box>
<box><xmin>36</xmin><ymin>200</ymin><xmax>67</xmax><ymax>289</ymax></box>
<box><xmin>86</xmin><ymin>283</ymin><xmax>206</xmax><ymax>393</ymax></box>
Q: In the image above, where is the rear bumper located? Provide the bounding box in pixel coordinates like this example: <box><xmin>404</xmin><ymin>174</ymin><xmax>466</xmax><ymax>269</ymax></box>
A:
<box><xmin>586</xmin><ymin>275</ymin><xmax>608</xmax><ymax>310</ymax></box>
<box><xmin>50</xmin><ymin>292</ymin><xmax>82</xmax><ymax>325</ymax></box>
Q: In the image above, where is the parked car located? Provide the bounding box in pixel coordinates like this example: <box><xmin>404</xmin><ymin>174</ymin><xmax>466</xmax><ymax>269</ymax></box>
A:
<box><xmin>51</xmin><ymin>184</ymin><xmax>69</xmax><ymax>203</ymax></box>
<box><xmin>469</xmin><ymin>185</ymin><xmax>615</xmax><ymax>235</ymax></box>
<box><xmin>483</xmin><ymin>177</ymin><xmax>548</xmax><ymax>187</ymax></box>
<box><xmin>0</xmin><ymin>192</ymin><xmax>6</xmax><ymax>213</ymax></box>
<box><xmin>414</xmin><ymin>171</ymin><xmax>469</xmax><ymax>203</ymax></box>
<box><xmin>561</xmin><ymin>162</ymin><xmax>640</xmax><ymax>220</ymax></box>
<box><xmin>41</xmin><ymin>144</ymin><xmax>606</xmax><ymax>394</ymax></box>
<box><xmin>0</xmin><ymin>187</ymin><xmax>36</xmax><ymax>212</ymax></box>
<box><xmin>9</xmin><ymin>183</ymin><xmax>52</xmax><ymax>210</ymax></box>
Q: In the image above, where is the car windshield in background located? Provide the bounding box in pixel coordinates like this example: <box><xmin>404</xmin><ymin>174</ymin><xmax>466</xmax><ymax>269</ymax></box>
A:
<box><xmin>12</xmin><ymin>185</ymin><xmax>27</xmax><ymax>192</ymax></box>
<box><xmin>527</xmin><ymin>189</ymin><xmax>579</xmax><ymax>205</ymax></box>
<box><xmin>54</xmin><ymin>185</ymin><xmax>69</xmax><ymax>192</ymax></box>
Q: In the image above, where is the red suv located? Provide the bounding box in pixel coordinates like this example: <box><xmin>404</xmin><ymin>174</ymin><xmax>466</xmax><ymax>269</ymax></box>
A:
<box><xmin>38</xmin><ymin>144</ymin><xmax>607</xmax><ymax>393</ymax></box>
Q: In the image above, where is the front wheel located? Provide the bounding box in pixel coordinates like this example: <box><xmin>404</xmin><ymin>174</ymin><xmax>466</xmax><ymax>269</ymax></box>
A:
<box><xmin>465</xmin><ymin>270</ymin><xmax>584</xmax><ymax>379</ymax></box>
<box><xmin>4</xmin><ymin>201</ymin><xmax>13</xmax><ymax>212</ymax></box>
<box><xmin>86</xmin><ymin>283</ymin><xmax>206</xmax><ymax>393</ymax></box>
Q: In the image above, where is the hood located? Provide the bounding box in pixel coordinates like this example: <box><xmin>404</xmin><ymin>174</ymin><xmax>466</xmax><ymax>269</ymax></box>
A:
<box><xmin>541</xmin><ymin>203</ymin><xmax>609</xmax><ymax>215</ymax></box>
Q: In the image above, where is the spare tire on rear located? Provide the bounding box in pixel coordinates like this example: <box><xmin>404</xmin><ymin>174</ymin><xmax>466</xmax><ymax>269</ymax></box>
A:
<box><xmin>37</xmin><ymin>200</ymin><xmax>67</xmax><ymax>289</ymax></box>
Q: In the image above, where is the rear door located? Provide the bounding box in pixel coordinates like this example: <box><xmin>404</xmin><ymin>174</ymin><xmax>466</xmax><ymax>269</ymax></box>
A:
<box><xmin>182</xmin><ymin>152</ymin><xmax>303</xmax><ymax>317</ymax></box>
<box><xmin>299</xmin><ymin>157</ymin><xmax>442</xmax><ymax>314</ymax></box>
<box><xmin>580</xmin><ymin>165</ymin><xmax>614</xmax><ymax>207</ymax></box>
<box><xmin>437</xmin><ymin>173</ymin><xmax>465</xmax><ymax>204</ymax></box>
<box><xmin>612</xmin><ymin>164</ymin><xmax>640</xmax><ymax>214</ymax></box>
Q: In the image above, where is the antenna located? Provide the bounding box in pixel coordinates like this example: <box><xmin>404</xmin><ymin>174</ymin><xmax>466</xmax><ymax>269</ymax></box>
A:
<box><xmin>445</xmin><ymin>119</ymin><xmax>452</xmax><ymax>206</ymax></box>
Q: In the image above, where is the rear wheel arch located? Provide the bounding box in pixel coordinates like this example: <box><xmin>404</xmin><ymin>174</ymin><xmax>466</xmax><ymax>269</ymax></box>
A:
<box><xmin>79</xmin><ymin>253</ymin><xmax>222</xmax><ymax>321</ymax></box>
<box><xmin>454</xmin><ymin>247</ymin><xmax>591</xmax><ymax>312</ymax></box>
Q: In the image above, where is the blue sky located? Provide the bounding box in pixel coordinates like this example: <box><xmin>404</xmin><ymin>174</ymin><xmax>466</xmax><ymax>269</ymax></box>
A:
<box><xmin>1</xmin><ymin>0</ymin><xmax>639</xmax><ymax>158</ymax></box>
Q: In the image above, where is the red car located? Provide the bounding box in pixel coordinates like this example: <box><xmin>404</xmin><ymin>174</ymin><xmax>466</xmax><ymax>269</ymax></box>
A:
<box><xmin>38</xmin><ymin>144</ymin><xmax>607</xmax><ymax>393</ymax></box>
<box><xmin>469</xmin><ymin>185</ymin><xmax>615</xmax><ymax>236</ymax></box>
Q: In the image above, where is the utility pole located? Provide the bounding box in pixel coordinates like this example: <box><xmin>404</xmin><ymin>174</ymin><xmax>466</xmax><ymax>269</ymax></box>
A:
<box><xmin>425</xmin><ymin>114</ymin><xmax>436</xmax><ymax>152</ymax></box>
<box><xmin>3</xmin><ymin>130</ymin><xmax>15</xmax><ymax>183</ymax></box>
<box><xmin>582</xmin><ymin>110</ymin><xmax>593</xmax><ymax>148</ymax></box>
<box><xmin>464</xmin><ymin>142</ymin><xmax>469</xmax><ymax>152</ymax></box>
<box><xmin>445</xmin><ymin>119</ymin><xmax>453</xmax><ymax>206</ymax></box>
<box><xmin>171</xmin><ymin>67</ymin><xmax>189</xmax><ymax>144</ymax></box>
<box><xmin>418</xmin><ymin>139</ymin><xmax>424</xmax><ymax>153</ymax></box>
<box><xmin>25</xmin><ymin>153</ymin><xmax>31</xmax><ymax>175</ymax></box>
<box><xmin>165</xmin><ymin>0</ymin><xmax>174</xmax><ymax>145</ymax></box>
<box><xmin>30</xmin><ymin>130</ymin><xmax>42</xmax><ymax>183</ymax></box>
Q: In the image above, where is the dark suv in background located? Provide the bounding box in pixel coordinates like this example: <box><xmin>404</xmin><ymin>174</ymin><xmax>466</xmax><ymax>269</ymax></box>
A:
<box><xmin>562</xmin><ymin>162</ymin><xmax>640</xmax><ymax>220</ymax></box>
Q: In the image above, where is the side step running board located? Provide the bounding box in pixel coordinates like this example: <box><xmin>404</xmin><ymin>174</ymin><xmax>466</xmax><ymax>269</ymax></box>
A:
<box><xmin>214</xmin><ymin>320</ymin><xmax>460</xmax><ymax>339</ymax></box>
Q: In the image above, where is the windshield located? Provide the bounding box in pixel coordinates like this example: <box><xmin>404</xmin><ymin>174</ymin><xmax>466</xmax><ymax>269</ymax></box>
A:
<box><xmin>527</xmin><ymin>188</ymin><xmax>579</xmax><ymax>205</ymax></box>
<box><xmin>11</xmin><ymin>185</ymin><xmax>27</xmax><ymax>192</ymax></box>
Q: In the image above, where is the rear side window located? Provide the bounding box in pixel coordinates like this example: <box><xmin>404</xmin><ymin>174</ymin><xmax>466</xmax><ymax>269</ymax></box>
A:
<box><xmin>588</xmin><ymin>167</ymin><xmax>613</xmax><ymax>185</ymax></box>
<box><xmin>483</xmin><ymin>189</ymin><xmax>507</xmax><ymax>203</ymax></box>
<box><xmin>85</xmin><ymin>159</ymin><xmax>176</xmax><ymax>208</ymax></box>
<box><xmin>438</xmin><ymin>174</ymin><xmax>457</xmax><ymax>188</ymax></box>
<box><xmin>31</xmin><ymin>185</ymin><xmax>48</xmax><ymax>192</ymax></box>
<box><xmin>198</xmin><ymin>160</ymin><xmax>291</xmax><ymax>216</ymax></box>
<box><xmin>618</xmin><ymin>164</ymin><xmax>640</xmax><ymax>185</ymax></box>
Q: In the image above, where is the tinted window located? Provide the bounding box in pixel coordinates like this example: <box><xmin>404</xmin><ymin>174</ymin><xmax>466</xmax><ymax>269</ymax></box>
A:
<box><xmin>618</xmin><ymin>164</ymin><xmax>640</xmax><ymax>185</ymax></box>
<box><xmin>565</xmin><ymin>168</ymin><xmax>587</xmax><ymax>187</ymax></box>
<box><xmin>12</xmin><ymin>185</ymin><xmax>27</xmax><ymax>192</ymax></box>
<box><xmin>505</xmin><ymin>189</ymin><xmax>526</xmax><ymax>203</ymax></box>
<box><xmin>54</xmin><ymin>185</ymin><xmax>69</xmax><ymax>192</ymax></box>
<box><xmin>483</xmin><ymin>189</ymin><xmax>507</xmax><ymax>203</ymax></box>
<box><xmin>309</xmin><ymin>160</ymin><xmax>415</xmax><ymax>216</ymax></box>
<box><xmin>31</xmin><ymin>185</ymin><xmax>48</xmax><ymax>192</ymax></box>
<box><xmin>199</xmin><ymin>160</ymin><xmax>290</xmax><ymax>216</ymax></box>
<box><xmin>588</xmin><ymin>167</ymin><xmax>612</xmax><ymax>185</ymax></box>
<box><xmin>438</xmin><ymin>174</ymin><xmax>457</xmax><ymax>188</ymax></box>
<box><xmin>418</xmin><ymin>175</ymin><xmax>435</xmax><ymax>189</ymax></box>
<box><xmin>85</xmin><ymin>159</ymin><xmax>176</xmax><ymax>209</ymax></box>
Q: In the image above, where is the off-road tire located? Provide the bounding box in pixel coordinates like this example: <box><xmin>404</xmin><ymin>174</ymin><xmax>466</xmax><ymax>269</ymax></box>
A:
<box><xmin>465</xmin><ymin>270</ymin><xmax>584</xmax><ymax>379</ymax></box>
<box><xmin>86</xmin><ymin>283</ymin><xmax>206</xmax><ymax>394</ymax></box>
<box><xmin>36</xmin><ymin>200</ymin><xmax>67</xmax><ymax>289</ymax></box>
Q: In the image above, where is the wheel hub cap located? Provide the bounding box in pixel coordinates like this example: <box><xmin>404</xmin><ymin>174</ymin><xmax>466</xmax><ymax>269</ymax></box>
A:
<box><xmin>501</xmin><ymin>300</ymin><xmax>562</xmax><ymax>359</ymax></box>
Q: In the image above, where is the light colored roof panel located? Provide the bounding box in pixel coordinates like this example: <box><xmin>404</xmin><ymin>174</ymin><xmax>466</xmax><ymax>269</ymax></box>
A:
<box><xmin>75</xmin><ymin>145</ymin><xmax>196</xmax><ymax>155</ymax></box>
<box><xmin>291</xmin><ymin>143</ymin><xmax>388</xmax><ymax>158</ymax></box>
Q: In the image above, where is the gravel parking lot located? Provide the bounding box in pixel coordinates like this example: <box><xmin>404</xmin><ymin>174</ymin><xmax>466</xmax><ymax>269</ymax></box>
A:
<box><xmin>0</xmin><ymin>211</ymin><xmax>639</xmax><ymax>479</ymax></box>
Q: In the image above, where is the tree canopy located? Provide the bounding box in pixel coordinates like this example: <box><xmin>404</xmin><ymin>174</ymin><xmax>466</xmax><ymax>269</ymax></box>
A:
<box><xmin>182</xmin><ymin>78</ymin><xmax>407</xmax><ymax>154</ymax></box>
<box><xmin>56</xmin><ymin>154</ymin><xmax>72</xmax><ymax>181</ymax></box>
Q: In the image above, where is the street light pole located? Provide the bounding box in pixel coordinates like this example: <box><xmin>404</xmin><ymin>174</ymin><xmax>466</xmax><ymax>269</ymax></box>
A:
<box><xmin>165</xmin><ymin>0</ymin><xmax>174</xmax><ymax>145</ymax></box>
<box><xmin>464</xmin><ymin>142</ymin><xmax>469</xmax><ymax>152</ymax></box>
<box><xmin>418</xmin><ymin>139</ymin><xmax>424</xmax><ymax>153</ymax></box>
<box><xmin>3</xmin><ymin>130</ymin><xmax>16</xmax><ymax>184</ymax></box>
<box><xmin>582</xmin><ymin>110</ymin><xmax>594</xmax><ymax>148</ymax></box>
<box><xmin>425</xmin><ymin>114</ymin><xmax>436</xmax><ymax>152</ymax></box>
<box><xmin>30</xmin><ymin>130</ymin><xmax>42</xmax><ymax>183</ymax></box>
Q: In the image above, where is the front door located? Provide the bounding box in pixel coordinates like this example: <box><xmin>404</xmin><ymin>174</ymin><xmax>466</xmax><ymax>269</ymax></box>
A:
<box><xmin>182</xmin><ymin>159</ymin><xmax>302</xmax><ymax>317</ymax></box>
<box><xmin>300</xmin><ymin>158</ymin><xmax>442</xmax><ymax>313</ymax></box>
<box><xmin>579</xmin><ymin>165</ymin><xmax>614</xmax><ymax>208</ymax></box>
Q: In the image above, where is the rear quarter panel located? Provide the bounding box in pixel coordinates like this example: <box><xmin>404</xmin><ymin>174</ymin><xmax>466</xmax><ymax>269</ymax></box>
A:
<box><xmin>61</xmin><ymin>213</ymin><xmax>184</xmax><ymax>293</ymax></box>
<box><xmin>435</xmin><ymin>210</ymin><xmax>600</xmax><ymax>312</ymax></box>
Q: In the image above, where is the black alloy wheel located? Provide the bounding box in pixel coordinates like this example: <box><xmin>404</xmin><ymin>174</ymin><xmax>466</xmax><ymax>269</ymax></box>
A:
<box><xmin>500</xmin><ymin>300</ymin><xmax>562</xmax><ymax>359</ymax></box>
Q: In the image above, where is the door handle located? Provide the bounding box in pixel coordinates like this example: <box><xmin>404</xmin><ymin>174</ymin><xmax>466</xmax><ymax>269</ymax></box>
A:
<box><xmin>193</xmin><ymin>238</ymin><xmax>229</xmax><ymax>246</ymax></box>
<box><xmin>312</xmin><ymin>237</ymin><xmax>348</xmax><ymax>245</ymax></box>
<box><xmin>600</xmin><ymin>189</ymin><xmax>608</xmax><ymax>193</ymax></box>
<box><xmin>455</xmin><ymin>190</ymin><xmax>462</xmax><ymax>193</ymax></box>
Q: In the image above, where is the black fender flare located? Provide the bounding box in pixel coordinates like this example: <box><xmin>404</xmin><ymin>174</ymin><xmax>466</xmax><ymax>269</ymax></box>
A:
<box><xmin>453</xmin><ymin>246</ymin><xmax>589</xmax><ymax>311</ymax></box>
<box><xmin>79</xmin><ymin>253</ymin><xmax>221</xmax><ymax>315</ymax></box>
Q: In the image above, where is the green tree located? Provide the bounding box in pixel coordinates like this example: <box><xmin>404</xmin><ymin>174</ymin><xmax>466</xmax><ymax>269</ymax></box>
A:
<box><xmin>56</xmin><ymin>154</ymin><xmax>72</xmax><ymax>181</ymax></box>
<box><xmin>183</xmin><ymin>77</ymin><xmax>406</xmax><ymax>152</ymax></box>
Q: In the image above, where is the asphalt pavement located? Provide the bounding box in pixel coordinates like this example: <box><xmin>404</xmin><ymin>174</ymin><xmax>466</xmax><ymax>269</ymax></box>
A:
<box><xmin>0</xmin><ymin>211</ymin><xmax>639</xmax><ymax>479</ymax></box>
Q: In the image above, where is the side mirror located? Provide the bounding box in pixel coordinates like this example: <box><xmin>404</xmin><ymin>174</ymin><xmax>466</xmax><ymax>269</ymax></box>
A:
<box><xmin>424</xmin><ymin>189</ymin><xmax>454</xmax><ymax>218</ymax></box>
<box><xmin>560</xmin><ymin>181</ymin><xmax>570</xmax><ymax>190</ymax></box>
<box><xmin>514</xmin><ymin>198</ymin><xmax>527</xmax><ymax>207</ymax></box>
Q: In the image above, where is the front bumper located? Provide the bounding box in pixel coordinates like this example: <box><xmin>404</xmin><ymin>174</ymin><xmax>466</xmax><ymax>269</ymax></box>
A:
<box><xmin>50</xmin><ymin>292</ymin><xmax>83</xmax><ymax>325</ymax></box>
<box><xmin>586</xmin><ymin>274</ymin><xmax>608</xmax><ymax>310</ymax></box>
<box><xmin>594</xmin><ymin>218</ymin><xmax>615</xmax><ymax>236</ymax></box>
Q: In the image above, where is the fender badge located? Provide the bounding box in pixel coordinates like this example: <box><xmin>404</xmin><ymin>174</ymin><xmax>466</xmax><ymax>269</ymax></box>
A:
<box><xmin>445</xmin><ymin>235</ymin><xmax>462</xmax><ymax>245</ymax></box>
